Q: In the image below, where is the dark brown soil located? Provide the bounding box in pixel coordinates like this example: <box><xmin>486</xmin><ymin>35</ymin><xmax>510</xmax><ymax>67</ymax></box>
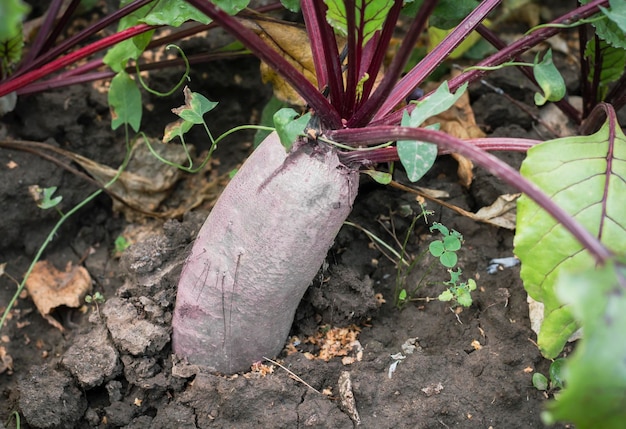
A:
<box><xmin>0</xmin><ymin>21</ymin><xmax>585</xmax><ymax>429</ymax></box>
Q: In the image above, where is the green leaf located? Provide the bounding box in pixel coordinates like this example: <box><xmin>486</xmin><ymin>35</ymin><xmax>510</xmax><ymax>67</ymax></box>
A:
<box><xmin>599</xmin><ymin>0</ymin><xmax>626</xmax><ymax>33</ymax></box>
<box><xmin>0</xmin><ymin>21</ymin><xmax>24</xmax><ymax>72</ymax></box>
<box><xmin>438</xmin><ymin>289</ymin><xmax>454</xmax><ymax>302</ymax></box>
<box><xmin>397</xmin><ymin>112</ymin><xmax>439</xmax><ymax>182</ymax></box>
<box><xmin>430</xmin><ymin>0</ymin><xmax>479</xmax><ymax>30</ymax></box>
<box><xmin>273</xmin><ymin>108</ymin><xmax>311</xmax><ymax>151</ymax></box>
<box><xmin>109</xmin><ymin>71</ymin><xmax>142</xmax><ymax>132</ymax></box>
<box><xmin>533</xmin><ymin>49</ymin><xmax>566</xmax><ymax>106</ymax></box>
<box><xmin>324</xmin><ymin>0</ymin><xmax>395</xmax><ymax>46</ymax></box>
<box><xmin>103</xmin><ymin>30</ymin><xmax>154</xmax><ymax>72</ymax></box>
<box><xmin>172</xmin><ymin>87</ymin><xmax>218</xmax><ymax>125</ymax></box>
<box><xmin>254</xmin><ymin>96</ymin><xmax>288</xmax><ymax>147</ymax></box>
<box><xmin>209</xmin><ymin>0</ymin><xmax>249</xmax><ymax>15</ymax></box>
<box><xmin>532</xmin><ymin>373</ymin><xmax>549</xmax><ymax>391</ymax></box>
<box><xmin>280</xmin><ymin>0</ymin><xmax>301</xmax><ymax>12</ymax></box>
<box><xmin>398</xmin><ymin>289</ymin><xmax>407</xmax><ymax>302</ymax></box>
<box><xmin>542</xmin><ymin>260</ymin><xmax>626</xmax><ymax>428</ymax></box>
<box><xmin>140</xmin><ymin>0</ymin><xmax>210</xmax><ymax>26</ymax></box>
<box><xmin>429</xmin><ymin>240</ymin><xmax>445</xmax><ymax>257</ymax></box>
<box><xmin>443</xmin><ymin>235</ymin><xmax>461</xmax><ymax>251</ymax></box>
<box><xmin>430</xmin><ymin>222</ymin><xmax>450</xmax><ymax>236</ymax></box>
<box><xmin>362</xmin><ymin>169</ymin><xmax>392</xmax><ymax>185</ymax></box>
<box><xmin>38</xmin><ymin>186</ymin><xmax>63</xmax><ymax>209</ymax></box>
<box><xmin>455</xmin><ymin>288</ymin><xmax>472</xmax><ymax>307</ymax></box>
<box><xmin>427</xmin><ymin>26</ymin><xmax>483</xmax><ymax>59</ymax></box>
<box><xmin>0</xmin><ymin>0</ymin><xmax>29</xmax><ymax>40</ymax></box>
<box><xmin>514</xmin><ymin>115</ymin><xmax>626</xmax><ymax>358</ymax></box>
<box><xmin>582</xmin><ymin>0</ymin><xmax>626</xmax><ymax>49</ymax></box>
<box><xmin>584</xmin><ymin>39</ymin><xmax>626</xmax><ymax>99</ymax></box>
<box><xmin>439</xmin><ymin>251</ymin><xmax>457</xmax><ymax>268</ymax></box>
<box><xmin>406</xmin><ymin>81</ymin><xmax>468</xmax><ymax>127</ymax></box>
<box><xmin>549</xmin><ymin>358</ymin><xmax>566</xmax><ymax>390</ymax></box>
<box><xmin>467</xmin><ymin>278</ymin><xmax>477</xmax><ymax>291</ymax></box>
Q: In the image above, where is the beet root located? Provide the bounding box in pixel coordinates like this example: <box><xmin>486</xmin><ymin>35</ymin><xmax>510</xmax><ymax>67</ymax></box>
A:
<box><xmin>172</xmin><ymin>132</ymin><xmax>359</xmax><ymax>373</ymax></box>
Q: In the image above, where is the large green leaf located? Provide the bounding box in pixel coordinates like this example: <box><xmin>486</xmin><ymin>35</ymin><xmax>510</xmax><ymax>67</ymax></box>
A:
<box><xmin>0</xmin><ymin>0</ymin><xmax>29</xmax><ymax>40</ymax></box>
<box><xmin>542</xmin><ymin>260</ymin><xmax>626</xmax><ymax>428</ymax></box>
<box><xmin>514</xmin><ymin>114</ymin><xmax>626</xmax><ymax>358</ymax></box>
<box><xmin>324</xmin><ymin>0</ymin><xmax>394</xmax><ymax>46</ymax></box>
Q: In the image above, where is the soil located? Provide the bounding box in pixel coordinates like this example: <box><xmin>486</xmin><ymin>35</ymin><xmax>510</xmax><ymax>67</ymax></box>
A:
<box><xmin>0</xmin><ymin>9</ymin><xmax>608</xmax><ymax>429</ymax></box>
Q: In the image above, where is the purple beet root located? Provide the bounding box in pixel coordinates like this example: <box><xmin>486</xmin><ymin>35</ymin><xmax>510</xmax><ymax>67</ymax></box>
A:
<box><xmin>172</xmin><ymin>132</ymin><xmax>359</xmax><ymax>373</ymax></box>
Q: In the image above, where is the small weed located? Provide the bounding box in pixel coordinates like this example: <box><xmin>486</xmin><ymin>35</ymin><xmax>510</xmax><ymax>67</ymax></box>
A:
<box><xmin>395</xmin><ymin>214</ymin><xmax>476</xmax><ymax>309</ymax></box>
<box><xmin>533</xmin><ymin>358</ymin><xmax>566</xmax><ymax>397</ymax></box>
<box><xmin>85</xmin><ymin>291</ymin><xmax>105</xmax><ymax>315</ymax></box>
<box><xmin>113</xmin><ymin>235</ymin><xmax>131</xmax><ymax>255</ymax></box>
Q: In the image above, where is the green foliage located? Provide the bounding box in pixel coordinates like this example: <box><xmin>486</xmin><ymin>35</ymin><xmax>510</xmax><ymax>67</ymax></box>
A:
<box><xmin>401</xmin><ymin>0</ymin><xmax>479</xmax><ymax>30</ymax></box>
<box><xmin>209</xmin><ymin>0</ymin><xmax>248</xmax><ymax>15</ymax></box>
<box><xmin>397</xmin><ymin>81</ymin><xmax>467</xmax><ymax>182</ymax></box>
<box><xmin>254</xmin><ymin>96</ymin><xmax>289</xmax><ymax>147</ymax></box>
<box><xmin>280</xmin><ymin>0</ymin><xmax>301</xmax><ymax>13</ymax></box>
<box><xmin>515</xmin><ymin>115</ymin><xmax>626</xmax><ymax>358</ymax></box>
<box><xmin>163</xmin><ymin>86</ymin><xmax>218</xmax><ymax>143</ymax></box>
<box><xmin>430</xmin><ymin>0</ymin><xmax>480</xmax><ymax>30</ymax></box>
<box><xmin>114</xmin><ymin>236</ymin><xmax>131</xmax><ymax>254</ymax></box>
<box><xmin>273</xmin><ymin>108</ymin><xmax>311</xmax><ymax>150</ymax></box>
<box><xmin>582</xmin><ymin>0</ymin><xmax>626</xmax><ymax>49</ymax></box>
<box><xmin>0</xmin><ymin>0</ymin><xmax>29</xmax><ymax>41</ymax></box>
<box><xmin>599</xmin><ymin>0</ymin><xmax>626</xmax><ymax>33</ymax></box>
<box><xmin>532</xmin><ymin>358</ymin><xmax>566</xmax><ymax>392</ymax></box>
<box><xmin>438</xmin><ymin>269</ymin><xmax>476</xmax><ymax>307</ymax></box>
<box><xmin>0</xmin><ymin>21</ymin><xmax>24</xmax><ymax>78</ymax></box>
<box><xmin>362</xmin><ymin>169</ymin><xmax>392</xmax><ymax>184</ymax></box>
<box><xmin>541</xmin><ymin>260</ymin><xmax>626</xmax><ymax>428</ymax></box>
<box><xmin>37</xmin><ymin>186</ymin><xmax>63</xmax><ymax>210</ymax></box>
<box><xmin>324</xmin><ymin>0</ymin><xmax>395</xmax><ymax>46</ymax></box>
<box><xmin>584</xmin><ymin>39</ymin><xmax>626</xmax><ymax>99</ymax></box>
<box><xmin>109</xmin><ymin>71</ymin><xmax>142</xmax><ymax>131</ymax></box>
<box><xmin>85</xmin><ymin>291</ymin><xmax>105</xmax><ymax>304</ymax></box>
<box><xmin>428</xmin><ymin>222</ymin><xmax>462</xmax><ymax>268</ymax></box>
<box><xmin>533</xmin><ymin>49</ymin><xmax>566</xmax><ymax>106</ymax></box>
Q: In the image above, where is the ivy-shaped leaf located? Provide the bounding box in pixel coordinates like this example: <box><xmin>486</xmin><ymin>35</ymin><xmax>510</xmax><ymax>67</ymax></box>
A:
<box><xmin>533</xmin><ymin>49</ymin><xmax>566</xmax><ymax>106</ymax></box>
<box><xmin>542</xmin><ymin>260</ymin><xmax>626</xmax><ymax>428</ymax></box>
<box><xmin>514</xmin><ymin>112</ymin><xmax>626</xmax><ymax>358</ymax></box>
<box><xmin>172</xmin><ymin>86</ymin><xmax>218</xmax><ymax>124</ymax></box>
<box><xmin>164</xmin><ymin>86</ymin><xmax>218</xmax><ymax>142</ymax></box>
<box><xmin>109</xmin><ymin>71</ymin><xmax>142</xmax><ymax>132</ymax></box>
<box><xmin>324</xmin><ymin>0</ymin><xmax>394</xmax><ymax>47</ymax></box>
<box><xmin>273</xmin><ymin>108</ymin><xmax>311</xmax><ymax>150</ymax></box>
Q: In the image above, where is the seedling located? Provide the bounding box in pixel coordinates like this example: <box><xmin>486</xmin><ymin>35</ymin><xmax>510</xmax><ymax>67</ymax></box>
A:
<box><xmin>533</xmin><ymin>358</ymin><xmax>566</xmax><ymax>397</ymax></box>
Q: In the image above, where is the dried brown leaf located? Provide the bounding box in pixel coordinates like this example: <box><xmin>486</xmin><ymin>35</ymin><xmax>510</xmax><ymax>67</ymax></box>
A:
<box><xmin>25</xmin><ymin>261</ymin><xmax>91</xmax><ymax>331</ymax></box>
